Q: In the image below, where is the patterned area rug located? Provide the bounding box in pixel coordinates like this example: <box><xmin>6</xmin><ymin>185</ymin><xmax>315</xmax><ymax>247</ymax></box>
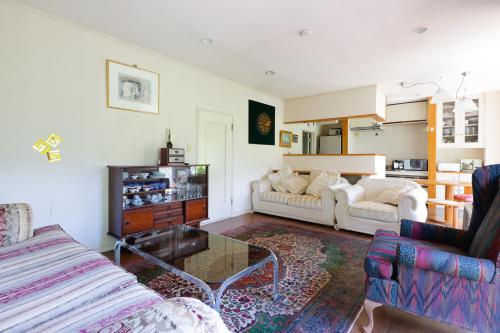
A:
<box><xmin>136</xmin><ymin>222</ymin><xmax>370</xmax><ymax>333</ymax></box>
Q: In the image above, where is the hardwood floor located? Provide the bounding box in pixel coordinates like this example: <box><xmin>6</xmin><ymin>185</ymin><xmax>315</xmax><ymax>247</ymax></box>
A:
<box><xmin>203</xmin><ymin>213</ymin><xmax>472</xmax><ymax>333</ymax></box>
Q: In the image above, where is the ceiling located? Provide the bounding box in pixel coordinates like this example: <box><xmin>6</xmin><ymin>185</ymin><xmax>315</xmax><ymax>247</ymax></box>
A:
<box><xmin>15</xmin><ymin>0</ymin><xmax>500</xmax><ymax>102</ymax></box>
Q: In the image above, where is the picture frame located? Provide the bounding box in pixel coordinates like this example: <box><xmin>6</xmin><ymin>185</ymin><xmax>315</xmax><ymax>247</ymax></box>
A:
<box><xmin>292</xmin><ymin>134</ymin><xmax>299</xmax><ymax>143</ymax></box>
<box><xmin>248</xmin><ymin>100</ymin><xmax>275</xmax><ymax>145</ymax></box>
<box><xmin>106</xmin><ymin>59</ymin><xmax>159</xmax><ymax>114</ymax></box>
<box><xmin>279</xmin><ymin>130</ymin><xmax>292</xmax><ymax>147</ymax></box>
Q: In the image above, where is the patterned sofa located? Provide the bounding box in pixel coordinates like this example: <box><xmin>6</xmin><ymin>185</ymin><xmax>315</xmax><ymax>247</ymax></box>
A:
<box><xmin>362</xmin><ymin>165</ymin><xmax>500</xmax><ymax>333</ymax></box>
<box><xmin>0</xmin><ymin>203</ymin><xmax>229</xmax><ymax>333</ymax></box>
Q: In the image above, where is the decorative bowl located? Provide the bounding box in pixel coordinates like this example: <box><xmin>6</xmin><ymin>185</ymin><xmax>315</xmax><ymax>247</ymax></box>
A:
<box><xmin>130</xmin><ymin>174</ymin><xmax>139</xmax><ymax>180</ymax></box>
<box><xmin>142</xmin><ymin>185</ymin><xmax>152</xmax><ymax>191</ymax></box>
<box><xmin>128</xmin><ymin>186</ymin><xmax>139</xmax><ymax>193</ymax></box>
<box><xmin>139</xmin><ymin>173</ymin><xmax>149</xmax><ymax>179</ymax></box>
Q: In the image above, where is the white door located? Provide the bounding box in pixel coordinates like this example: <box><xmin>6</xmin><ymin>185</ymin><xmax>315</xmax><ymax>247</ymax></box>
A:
<box><xmin>197</xmin><ymin>108</ymin><xmax>233</xmax><ymax>222</ymax></box>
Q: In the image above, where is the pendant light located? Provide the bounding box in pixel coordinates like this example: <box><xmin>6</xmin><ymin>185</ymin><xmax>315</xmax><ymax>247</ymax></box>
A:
<box><xmin>453</xmin><ymin>72</ymin><xmax>478</xmax><ymax>113</ymax></box>
<box><xmin>400</xmin><ymin>81</ymin><xmax>453</xmax><ymax>104</ymax></box>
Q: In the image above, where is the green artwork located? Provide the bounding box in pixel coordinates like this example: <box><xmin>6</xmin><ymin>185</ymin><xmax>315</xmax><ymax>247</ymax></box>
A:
<box><xmin>248</xmin><ymin>100</ymin><xmax>275</xmax><ymax>145</ymax></box>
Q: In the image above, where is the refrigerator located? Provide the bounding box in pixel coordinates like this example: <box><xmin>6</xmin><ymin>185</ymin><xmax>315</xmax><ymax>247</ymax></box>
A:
<box><xmin>319</xmin><ymin>135</ymin><xmax>342</xmax><ymax>154</ymax></box>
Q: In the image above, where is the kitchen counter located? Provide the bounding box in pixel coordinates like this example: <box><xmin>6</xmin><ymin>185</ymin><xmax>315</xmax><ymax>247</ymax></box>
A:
<box><xmin>385</xmin><ymin>170</ymin><xmax>428</xmax><ymax>176</ymax></box>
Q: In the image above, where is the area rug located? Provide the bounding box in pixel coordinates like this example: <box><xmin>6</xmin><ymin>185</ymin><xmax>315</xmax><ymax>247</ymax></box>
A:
<box><xmin>136</xmin><ymin>222</ymin><xmax>370</xmax><ymax>333</ymax></box>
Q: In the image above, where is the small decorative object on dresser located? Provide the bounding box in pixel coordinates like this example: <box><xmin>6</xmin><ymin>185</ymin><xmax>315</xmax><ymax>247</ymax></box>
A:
<box><xmin>160</xmin><ymin>148</ymin><xmax>185</xmax><ymax>165</ymax></box>
<box><xmin>108</xmin><ymin>164</ymin><xmax>209</xmax><ymax>237</ymax></box>
<box><xmin>165</xmin><ymin>128</ymin><xmax>173</xmax><ymax>149</ymax></box>
<box><xmin>279</xmin><ymin>130</ymin><xmax>292</xmax><ymax>147</ymax></box>
<box><xmin>106</xmin><ymin>60</ymin><xmax>159</xmax><ymax>114</ymax></box>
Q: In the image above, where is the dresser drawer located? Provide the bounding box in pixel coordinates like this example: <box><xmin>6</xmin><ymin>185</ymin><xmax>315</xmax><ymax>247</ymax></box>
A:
<box><xmin>155</xmin><ymin>216</ymin><xmax>184</xmax><ymax>228</ymax></box>
<box><xmin>168</xmin><ymin>156</ymin><xmax>185</xmax><ymax>163</ymax></box>
<box><xmin>153</xmin><ymin>202</ymin><xmax>182</xmax><ymax>212</ymax></box>
<box><xmin>154</xmin><ymin>208</ymin><xmax>183</xmax><ymax>221</ymax></box>
<box><xmin>168</xmin><ymin>148</ymin><xmax>185</xmax><ymax>156</ymax></box>
<box><xmin>185</xmin><ymin>198</ymin><xmax>208</xmax><ymax>223</ymax></box>
<box><xmin>123</xmin><ymin>208</ymin><xmax>154</xmax><ymax>234</ymax></box>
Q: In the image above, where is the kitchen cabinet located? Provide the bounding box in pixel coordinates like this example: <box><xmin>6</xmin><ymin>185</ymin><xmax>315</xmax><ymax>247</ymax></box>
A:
<box><xmin>385</xmin><ymin>101</ymin><xmax>427</xmax><ymax>123</ymax></box>
<box><xmin>436</xmin><ymin>95</ymin><xmax>484</xmax><ymax>148</ymax></box>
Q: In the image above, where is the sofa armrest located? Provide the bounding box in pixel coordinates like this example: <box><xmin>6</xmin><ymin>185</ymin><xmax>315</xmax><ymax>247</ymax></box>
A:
<box><xmin>251</xmin><ymin>179</ymin><xmax>272</xmax><ymax>193</ymax></box>
<box><xmin>400</xmin><ymin>220</ymin><xmax>475</xmax><ymax>249</ymax></box>
<box><xmin>398</xmin><ymin>188</ymin><xmax>427</xmax><ymax>210</ymax></box>
<box><xmin>320</xmin><ymin>182</ymin><xmax>351</xmax><ymax>203</ymax></box>
<box><xmin>335</xmin><ymin>184</ymin><xmax>365</xmax><ymax>206</ymax></box>
<box><xmin>398</xmin><ymin>244</ymin><xmax>496</xmax><ymax>283</ymax></box>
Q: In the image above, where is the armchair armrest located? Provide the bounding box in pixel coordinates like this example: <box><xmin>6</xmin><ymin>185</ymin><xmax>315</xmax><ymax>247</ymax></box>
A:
<box><xmin>398</xmin><ymin>244</ymin><xmax>495</xmax><ymax>283</ymax></box>
<box><xmin>400</xmin><ymin>220</ymin><xmax>475</xmax><ymax>249</ymax></box>
<box><xmin>335</xmin><ymin>184</ymin><xmax>365</xmax><ymax>206</ymax></box>
<box><xmin>320</xmin><ymin>182</ymin><xmax>351</xmax><ymax>202</ymax></box>
<box><xmin>398</xmin><ymin>188</ymin><xmax>427</xmax><ymax>210</ymax></box>
<box><xmin>251</xmin><ymin>179</ymin><xmax>271</xmax><ymax>193</ymax></box>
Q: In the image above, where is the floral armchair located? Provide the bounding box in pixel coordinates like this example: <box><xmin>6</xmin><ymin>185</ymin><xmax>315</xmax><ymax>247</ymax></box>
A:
<box><xmin>362</xmin><ymin>164</ymin><xmax>500</xmax><ymax>333</ymax></box>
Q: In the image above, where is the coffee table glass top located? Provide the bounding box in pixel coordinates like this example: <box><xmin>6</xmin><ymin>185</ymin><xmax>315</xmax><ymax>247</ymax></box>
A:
<box><xmin>124</xmin><ymin>224</ymin><xmax>272</xmax><ymax>284</ymax></box>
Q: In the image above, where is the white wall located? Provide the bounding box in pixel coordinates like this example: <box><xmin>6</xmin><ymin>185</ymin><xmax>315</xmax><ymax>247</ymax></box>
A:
<box><xmin>484</xmin><ymin>90</ymin><xmax>500</xmax><ymax>165</ymax></box>
<box><xmin>349</xmin><ymin>123</ymin><xmax>428</xmax><ymax>164</ymax></box>
<box><xmin>0</xmin><ymin>1</ymin><xmax>284</xmax><ymax>251</ymax></box>
<box><xmin>283</xmin><ymin>155</ymin><xmax>386</xmax><ymax>177</ymax></box>
<box><xmin>284</xmin><ymin>85</ymin><xmax>386</xmax><ymax>123</ymax></box>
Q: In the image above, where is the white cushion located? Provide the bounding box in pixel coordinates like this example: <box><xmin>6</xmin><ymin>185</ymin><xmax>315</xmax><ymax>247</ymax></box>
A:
<box><xmin>260</xmin><ymin>191</ymin><xmax>299</xmax><ymax>204</ymax></box>
<box><xmin>281</xmin><ymin>175</ymin><xmax>309</xmax><ymax>194</ymax></box>
<box><xmin>349</xmin><ymin>201</ymin><xmax>398</xmax><ymax>223</ymax></box>
<box><xmin>306</xmin><ymin>173</ymin><xmax>339</xmax><ymax>197</ymax></box>
<box><xmin>267</xmin><ymin>173</ymin><xmax>288</xmax><ymax>193</ymax></box>
<box><xmin>310</xmin><ymin>169</ymin><xmax>341</xmax><ymax>182</ymax></box>
<box><xmin>287</xmin><ymin>195</ymin><xmax>322</xmax><ymax>210</ymax></box>
<box><xmin>373</xmin><ymin>185</ymin><xmax>413</xmax><ymax>205</ymax></box>
<box><xmin>277</xmin><ymin>165</ymin><xmax>294</xmax><ymax>178</ymax></box>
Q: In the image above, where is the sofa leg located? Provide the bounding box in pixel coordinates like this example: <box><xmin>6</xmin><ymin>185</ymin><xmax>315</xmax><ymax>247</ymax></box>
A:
<box><xmin>363</xmin><ymin>299</ymin><xmax>382</xmax><ymax>333</ymax></box>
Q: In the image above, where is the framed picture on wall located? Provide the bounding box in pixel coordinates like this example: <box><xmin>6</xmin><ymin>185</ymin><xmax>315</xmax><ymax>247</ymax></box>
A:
<box><xmin>106</xmin><ymin>59</ymin><xmax>159</xmax><ymax>114</ymax></box>
<box><xmin>248</xmin><ymin>100</ymin><xmax>275</xmax><ymax>145</ymax></box>
<box><xmin>292</xmin><ymin>134</ymin><xmax>299</xmax><ymax>143</ymax></box>
<box><xmin>279</xmin><ymin>130</ymin><xmax>292</xmax><ymax>147</ymax></box>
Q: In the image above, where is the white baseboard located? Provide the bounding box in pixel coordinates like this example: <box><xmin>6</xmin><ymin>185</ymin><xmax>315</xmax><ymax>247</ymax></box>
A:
<box><xmin>200</xmin><ymin>209</ymin><xmax>252</xmax><ymax>226</ymax></box>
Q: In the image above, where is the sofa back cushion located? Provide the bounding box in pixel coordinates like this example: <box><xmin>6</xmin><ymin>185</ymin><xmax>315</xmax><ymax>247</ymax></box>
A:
<box><xmin>0</xmin><ymin>203</ymin><xmax>33</xmax><ymax>247</ymax></box>
<box><xmin>357</xmin><ymin>178</ymin><xmax>420</xmax><ymax>201</ymax></box>
<box><xmin>469</xmin><ymin>165</ymin><xmax>500</xmax><ymax>234</ymax></box>
<box><xmin>468</xmin><ymin>183</ymin><xmax>500</xmax><ymax>261</ymax></box>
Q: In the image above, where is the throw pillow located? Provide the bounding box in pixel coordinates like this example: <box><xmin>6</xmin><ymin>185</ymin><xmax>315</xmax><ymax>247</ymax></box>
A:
<box><xmin>277</xmin><ymin>165</ymin><xmax>294</xmax><ymax>178</ymax></box>
<box><xmin>267</xmin><ymin>173</ymin><xmax>288</xmax><ymax>193</ymax></box>
<box><xmin>373</xmin><ymin>186</ymin><xmax>413</xmax><ymax>205</ymax></box>
<box><xmin>310</xmin><ymin>169</ymin><xmax>340</xmax><ymax>183</ymax></box>
<box><xmin>0</xmin><ymin>203</ymin><xmax>33</xmax><ymax>247</ymax></box>
<box><xmin>468</xmin><ymin>185</ymin><xmax>500</xmax><ymax>260</ymax></box>
<box><xmin>281</xmin><ymin>174</ymin><xmax>309</xmax><ymax>194</ymax></box>
<box><xmin>306</xmin><ymin>173</ymin><xmax>340</xmax><ymax>197</ymax></box>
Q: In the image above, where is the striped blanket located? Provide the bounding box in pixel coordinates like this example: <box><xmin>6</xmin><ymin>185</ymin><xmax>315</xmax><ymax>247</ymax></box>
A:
<box><xmin>0</xmin><ymin>225</ymin><xmax>164</xmax><ymax>332</ymax></box>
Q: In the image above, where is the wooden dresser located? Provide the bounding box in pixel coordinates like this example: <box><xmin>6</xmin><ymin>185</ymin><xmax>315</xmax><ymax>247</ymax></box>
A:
<box><xmin>108</xmin><ymin>165</ymin><xmax>209</xmax><ymax>238</ymax></box>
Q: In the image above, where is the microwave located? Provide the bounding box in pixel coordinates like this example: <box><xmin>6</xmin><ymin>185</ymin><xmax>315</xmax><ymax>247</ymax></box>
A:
<box><xmin>403</xmin><ymin>159</ymin><xmax>428</xmax><ymax>171</ymax></box>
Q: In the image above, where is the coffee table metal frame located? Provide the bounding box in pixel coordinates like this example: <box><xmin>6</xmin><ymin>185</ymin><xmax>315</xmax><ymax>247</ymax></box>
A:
<box><xmin>114</xmin><ymin>229</ymin><xmax>279</xmax><ymax>312</ymax></box>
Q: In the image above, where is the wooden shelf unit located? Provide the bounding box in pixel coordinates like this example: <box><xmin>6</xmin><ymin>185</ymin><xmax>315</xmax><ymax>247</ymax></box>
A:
<box><xmin>108</xmin><ymin>165</ymin><xmax>209</xmax><ymax>238</ymax></box>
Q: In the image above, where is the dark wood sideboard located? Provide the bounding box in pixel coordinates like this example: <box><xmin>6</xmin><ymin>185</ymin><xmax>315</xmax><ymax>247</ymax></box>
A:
<box><xmin>108</xmin><ymin>165</ymin><xmax>209</xmax><ymax>238</ymax></box>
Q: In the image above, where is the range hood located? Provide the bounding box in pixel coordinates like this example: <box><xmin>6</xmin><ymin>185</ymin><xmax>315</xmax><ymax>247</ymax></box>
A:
<box><xmin>350</xmin><ymin>122</ymin><xmax>384</xmax><ymax>132</ymax></box>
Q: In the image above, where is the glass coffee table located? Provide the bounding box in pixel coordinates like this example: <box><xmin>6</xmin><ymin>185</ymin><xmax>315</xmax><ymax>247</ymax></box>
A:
<box><xmin>114</xmin><ymin>224</ymin><xmax>279</xmax><ymax>312</ymax></box>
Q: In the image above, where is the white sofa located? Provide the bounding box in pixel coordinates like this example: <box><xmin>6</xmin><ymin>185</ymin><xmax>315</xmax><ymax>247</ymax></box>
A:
<box><xmin>335</xmin><ymin>178</ymin><xmax>428</xmax><ymax>235</ymax></box>
<box><xmin>251</xmin><ymin>176</ymin><xmax>350</xmax><ymax>226</ymax></box>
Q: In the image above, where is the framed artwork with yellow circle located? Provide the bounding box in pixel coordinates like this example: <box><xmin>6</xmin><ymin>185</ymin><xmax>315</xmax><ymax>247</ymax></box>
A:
<box><xmin>248</xmin><ymin>100</ymin><xmax>275</xmax><ymax>145</ymax></box>
<box><xmin>279</xmin><ymin>130</ymin><xmax>292</xmax><ymax>147</ymax></box>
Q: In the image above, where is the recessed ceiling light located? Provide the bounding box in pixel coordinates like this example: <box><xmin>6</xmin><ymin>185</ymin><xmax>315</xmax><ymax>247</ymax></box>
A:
<box><xmin>412</xmin><ymin>26</ymin><xmax>429</xmax><ymax>34</ymax></box>
<box><xmin>200</xmin><ymin>38</ymin><xmax>213</xmax><ymax>45</ymax></box>
<box><xmin>265</xmin><ymin>70</ymin><xmax>276</xmax><ymax>76</ymax></box>
<box><xmin>298</xmin><ymin>29</ymin><xmax>312</xmax><ymax>36</ymax></box>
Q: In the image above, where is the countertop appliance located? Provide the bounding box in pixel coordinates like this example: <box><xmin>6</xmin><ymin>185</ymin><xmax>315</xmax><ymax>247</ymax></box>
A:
<box><xmin>403</xmin><ymin>159</ymin><xmax>428</xmax><ymax>171</ymax></box>
<box><xmin>392</xmin><ymin>160</ymin><xmax>404</xmax><ymax>170</ymax></box>
<box><xmin>319</xmin><ymin>135</ymin><xmax>342</xmax><ymax>154</ymax></box>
